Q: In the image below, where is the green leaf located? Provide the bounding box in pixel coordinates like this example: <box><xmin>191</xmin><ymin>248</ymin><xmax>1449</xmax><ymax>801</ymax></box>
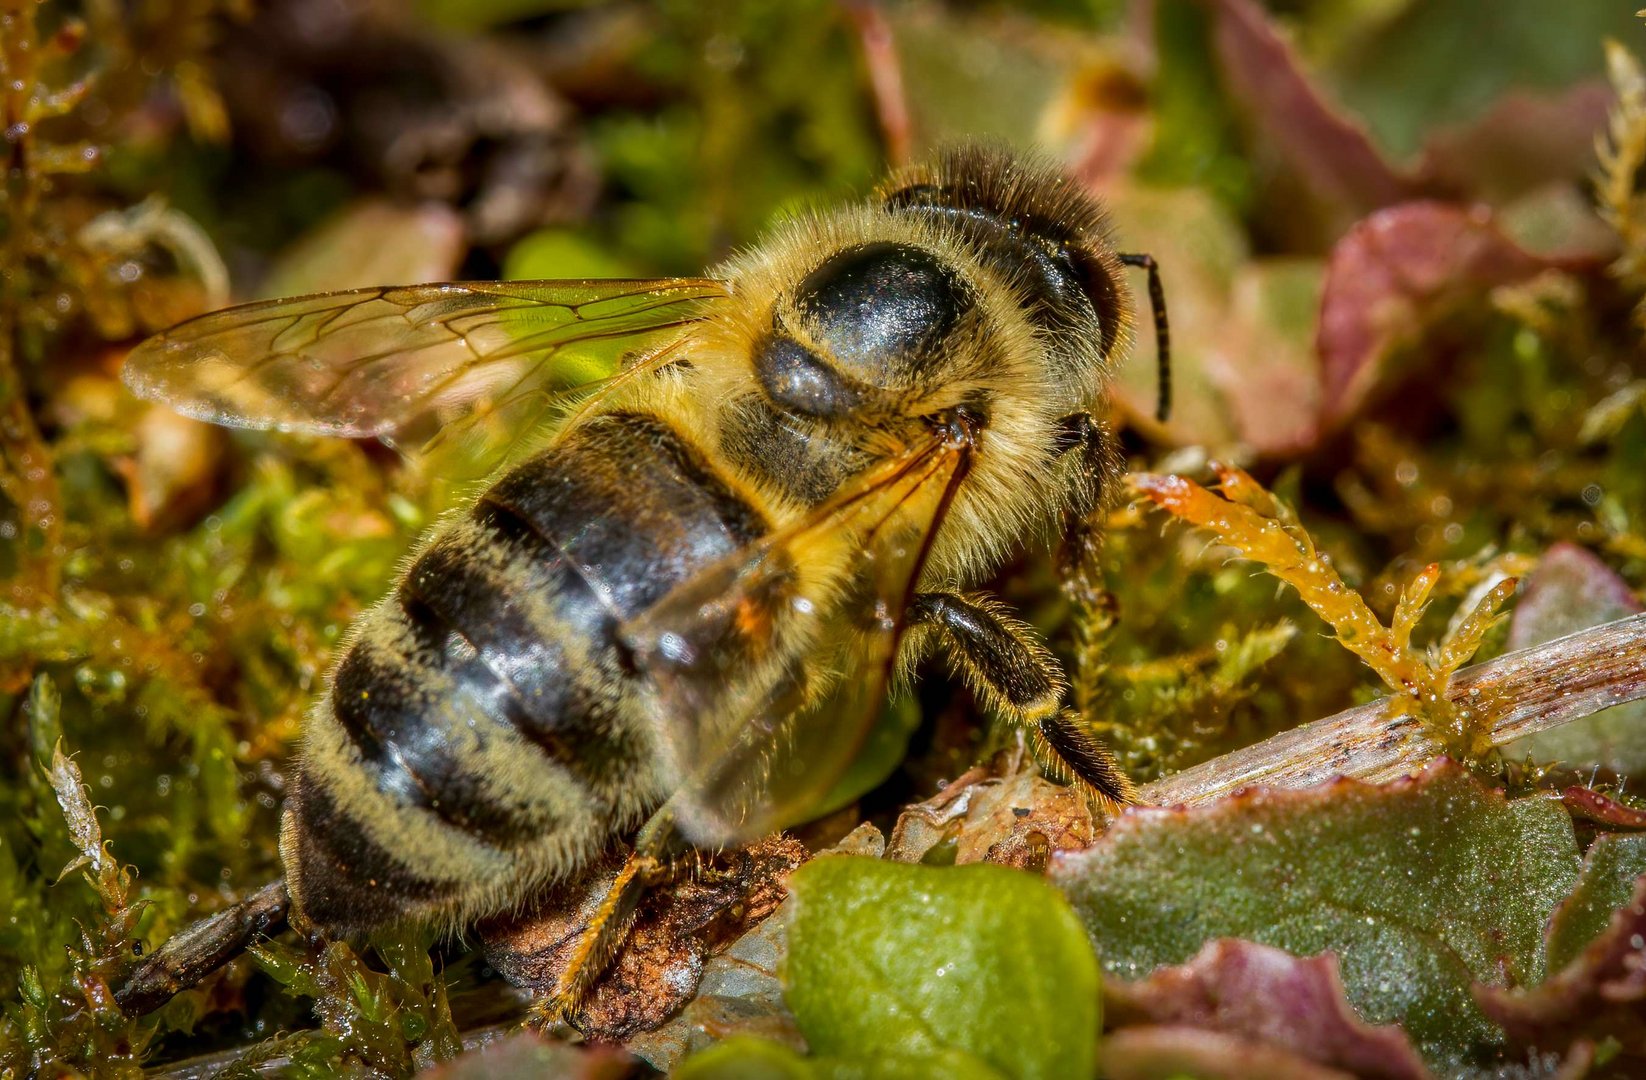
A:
<box><xmin>675</xmin><ymin>1036</ymin><xmax>1008</xmax><ymax>1080</ymax></box>
<box><xmin>1325</xmin><ymin>0</ymin><xmax>1645</xmax><ymax>159</ymax></box>
<box><xmin>1050</xmin><ymin>762</ymin><xmax>1580</xmax><ymax>1071</ymax></box>
<box><xmin>1136</xmin><ymin>0</ymin><xmax>1252</xmax><ymax>214</ymax></box>
<box><xmin>25</xmin><ymin>672</ymin><xmax>62</xmax><ymax>769</ymax></box>
<box><xmin>1545</xmin><ymin>833</ymin><xmax>1646</xmax><ymax>972</ymax></box>
<box><xmin>675</xmin><ymin>1038</ymin><xmax>814</xmax><ymax>1080</ymax></box>
<box><xmin>502</xmin><ymin>229</ymin><xmax>640</xmax><ymax>282</ymax></box>
<box><xmin>785</xmin><ymin>857</ymin><xmax>1098</xmax><ymax>1080</ymax></box>
<box><xmin>814</xmin><ymin>695</ymin><xmax>923</xmax><ymax>818</ymax></box>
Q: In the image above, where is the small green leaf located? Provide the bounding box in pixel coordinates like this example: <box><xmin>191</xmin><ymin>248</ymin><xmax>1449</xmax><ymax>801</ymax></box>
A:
<box><xmin>25</xmin><ymin>673</ymin><xmax>62</xmax><ymax>768</ymax></box>
<box><xmin>675</xmin><ymin>1037</ymin><xmax>1008</xmax><ymax>1080</ymax></box>
<box><xmin>1051</xmin><ymin>762</ymin><xmax>1580</xmax><ymax>1071</ymax></box>
<box><xmin>814</xmin><ymin>695</ymin><xmax>922</xmax><ymax>817</ymax></box>
<box><xmin>675</xmin><ymin>1038</ymin><xmax>814</xmax><ymax>1080</ymax></box>
<box><xmin>1545</xmin><ymin>833</ymin><xmax>1646</xmax><ymax>972</ymax></box>
<box><xmin>247</xmin><ymin>941</ymin><xmax>322</xmax><ymax>998</ymax></box>
<box><xmin>503</xmin><ymin>229</ymin><xmax>640</xmax><ymax>282</ymax></box>
<box><xmin>45</xmin><ymin>739</ymin><xmax>103</xmax><ymax>883</ymax></box>
<box><xmin>19</xmin><ymin>965</ymin><xmax>45</xmax><ymax>1009</ymax></box>
<box><xmin>785</xmin><ymin>857</ymin><xmax>1098</xmax><ymax>1080</ymax></box>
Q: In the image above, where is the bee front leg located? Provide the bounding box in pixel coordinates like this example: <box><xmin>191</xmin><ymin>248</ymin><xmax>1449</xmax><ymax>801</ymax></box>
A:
<box><xmin>908</xmin><ymin>591</ymin><xmax>1138</xmax><ymax>808</ymax></box>
<box><xmin>528</xmin><ymin>807</ymin><xmax>686</xmax><ymax>1030</ymax></box>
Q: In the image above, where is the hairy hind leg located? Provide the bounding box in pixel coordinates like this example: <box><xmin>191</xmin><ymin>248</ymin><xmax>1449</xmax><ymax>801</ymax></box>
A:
<box><xmin>527</xmin><ymin>806</ymin><xmax>686</xmax><ymax>1029</ymax></box>
<box><xmin>907</xmin><ymin>590</ymin><xmax>1137</xmax><ymax>808</ymax></box>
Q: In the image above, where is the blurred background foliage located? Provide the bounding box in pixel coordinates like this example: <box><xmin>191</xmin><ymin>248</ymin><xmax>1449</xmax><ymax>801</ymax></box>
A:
<box><xmin>1</xmin><ymin>0</ymin><xmax>1645</xmax><ymax>1073</ymax></box>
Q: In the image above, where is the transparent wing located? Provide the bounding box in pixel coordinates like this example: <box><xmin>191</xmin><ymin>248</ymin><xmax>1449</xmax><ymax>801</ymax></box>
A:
<box><xmin>122</xmin><ymin>279</ymin><xmax>726</xmax><ymax>475</ymax></box>
<box><xmin>622</xmin><ymin>427</ymin><xmax>972</xmax><ymax>847</ymax></box>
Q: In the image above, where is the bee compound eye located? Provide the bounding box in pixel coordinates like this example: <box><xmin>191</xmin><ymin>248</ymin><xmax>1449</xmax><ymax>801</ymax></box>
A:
<box><xmin>754</xmin><ymin>333</ymin><xmax>864</xmax><ymax>419</ymax></box>
<box><xmin>795</xmin><ymin>242</ymin><xmax>970</xmax><ymax>384</ymax></box>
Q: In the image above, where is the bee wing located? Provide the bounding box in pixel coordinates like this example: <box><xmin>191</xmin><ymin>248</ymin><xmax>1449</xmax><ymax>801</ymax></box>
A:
<box><xmin>123</xmin><ymin>279</ymin><xmax>727</xmax><ymax>475</ymax></box>
<box><xmin>622</xmin><ymin>429</ymin><xmax>970</xmax><ymax>847</ymax></box>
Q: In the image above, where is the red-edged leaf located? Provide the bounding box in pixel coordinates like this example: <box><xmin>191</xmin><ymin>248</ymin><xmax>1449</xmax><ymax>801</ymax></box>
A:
<box><xmin>1545</xmin><ymin>835</ymin><xmax>1646</xmax><ymax>974</ymax></box>
<box><xmin>1205</xmin><ymin>0</ymin><xmax>1415</xmax><ymax>243</ymax></box>
<box><xmin>1474</xmin><ymin>876</ymin><xmax>1646</xmax><ymax>1060</ymax></box>
<box><xmin>1316</xmin><ymin>202</ymin><xmax>1555</xmax><ymax>425</ymax></box>
<box><xmin>1102</xmin><ymin>1026</ymin><xmax>1356</xmax><ymax>1080</ymax></box>
<box><xmin>1052</xmin><ymin>760</ymin><xmax>1581</xmax><ymax>1072</ymax></box>
<box><xmin>1562</xmin><ymin>788</ymin><xmax>1646</xmax><ymax>831</ymax></box>
<box><xmin>1105</xmin><ymin>939</ymin><xmax>1432</xmax><ymax>1080</ymax></box>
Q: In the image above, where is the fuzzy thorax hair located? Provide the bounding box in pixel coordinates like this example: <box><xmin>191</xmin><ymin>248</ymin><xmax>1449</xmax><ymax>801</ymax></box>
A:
<box><xmin>700</xmin><ymin>145</ymin><xmax>1133</xmax><ymax>589</ymax></box>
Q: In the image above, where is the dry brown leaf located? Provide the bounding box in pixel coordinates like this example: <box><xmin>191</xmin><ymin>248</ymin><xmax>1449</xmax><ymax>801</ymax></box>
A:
<box><xmin>480</xmin><ymin>835</ymin><xmax>807</xmax><ymax>1040</ymax></box>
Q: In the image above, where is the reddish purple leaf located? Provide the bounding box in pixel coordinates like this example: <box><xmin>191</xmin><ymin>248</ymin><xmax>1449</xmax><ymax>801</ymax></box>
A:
<box><xmin>1106</xmin><ymin>939</ymin><xmax>1432</xmax><ymax>1080</ymax></box>
<box><xmin>1102</xmin><ymin>1026</ymin><xmax>1357</xmax><ymax>1080</ymax></box>
<box><xmin>1206</xmin><ymin>260</ymin><xmax>1324</xmax><ymax>458</ymax></box>
<box><xmin>1417</xmin><ymin>81</ymin><xmax>1617</xmax><ymax>206</ymax></box>
<box><xmin>1474</xmin><ymin>877</ymin><xmax>1646</xmax><ymax>1060</ymax></box>
<box><xmin>1206</xmin><ymin>0</ymin><xmax>1416</xmax><ymax>242</ymax></box>
<box><xmin>1508</xmin><ymin>543</ymin><xmax>1643</xmax><ymax>653</ymax></box>
<box><xmin>1200</xmin><ymin>0</ymin><xmax>1616</xmax><ymax>265</ymax></box>
<box><xmin>1315</xmin><ymin>202</ymin><xmax>1552</xmax><ymax>425</ymax></box>
<box><xmin>417</xmin><ymin>1031</ymin><xmax>634</xmax><ymax>1079</ymax></box>
<box><xmin>1562</xmin><ymin>788</ymin><xmax>1646</xmax><ymax>832</ymax></box>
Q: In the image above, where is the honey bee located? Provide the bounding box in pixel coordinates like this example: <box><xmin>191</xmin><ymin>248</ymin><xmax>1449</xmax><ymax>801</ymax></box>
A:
<box><xmin>118</xmin><ymin>145</ymin><xmax>1168</xmax><ymax>1020</ymax></box>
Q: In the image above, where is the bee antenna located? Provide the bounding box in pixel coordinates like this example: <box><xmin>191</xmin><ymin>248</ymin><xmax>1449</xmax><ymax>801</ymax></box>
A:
<box><xmin>1117</xmin><ymin>253</ymin><xmax>1170</xmax><ymax>424</ymax></box>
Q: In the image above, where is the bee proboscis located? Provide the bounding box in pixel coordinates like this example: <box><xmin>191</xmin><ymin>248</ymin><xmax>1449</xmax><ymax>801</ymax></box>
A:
<box><xmin>116</xmin><ymin>145</ymin><xmax>1168</xmax><ymax>1023</ymax></box>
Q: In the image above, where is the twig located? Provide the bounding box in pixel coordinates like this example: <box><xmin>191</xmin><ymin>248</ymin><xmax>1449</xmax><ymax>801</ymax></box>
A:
<box><xmin>119</xmin><ymin>612</ymin><xmax>1646</xmax><ymax>1061</ymax></box>
<box><xmin>1141</xmin><ymin>612</ymin><xmax>1646</xmax><ymax>806</ymax></box>
<box><xmin>115</xmin><ymin>880</ymin><xmax>289</xmax><ymax>1016</ymax></box>
<box><xmin>842</xmin><ymin>1</ymin><xmax>913</xmax><ymax>169</ymax></box>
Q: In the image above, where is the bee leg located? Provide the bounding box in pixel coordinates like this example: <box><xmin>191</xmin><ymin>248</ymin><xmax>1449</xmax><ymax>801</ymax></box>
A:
<box><xmin>528</xmin><ymin>808</ymin><xmax>686</xmax><ymax>1029</ymax></box>
<box><xmin>908</xmin><ymin>591</ymin><xmax>1137</xmax><ymax>808</ymax></box>
<box><xmin>1051</xmin><ymin>411</ymin><xmax>1118</xmax><ymax>608</ymax></box>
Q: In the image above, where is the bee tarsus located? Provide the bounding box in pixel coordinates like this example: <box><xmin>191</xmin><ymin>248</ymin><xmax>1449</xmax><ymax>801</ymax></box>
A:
<box><xmin>906</xmin><ymin>591</ymin><xmax>1136</xmax><ymax>809</ymax></box>
<box><xmin>527</xmin><ymin>805</ymin><xmax>689</xmax><ymax>1029</ymax></box>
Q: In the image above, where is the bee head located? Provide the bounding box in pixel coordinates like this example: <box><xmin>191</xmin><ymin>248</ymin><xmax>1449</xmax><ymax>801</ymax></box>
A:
<box><xmin>750</xmin><ymin>147</ymin><xmax>1129</xmax><ymax>427</ymax></box>
<box><xmin>879</xmin><ymin>144</ymin><xmax>1130</xmax><ymax>379</ymax></box>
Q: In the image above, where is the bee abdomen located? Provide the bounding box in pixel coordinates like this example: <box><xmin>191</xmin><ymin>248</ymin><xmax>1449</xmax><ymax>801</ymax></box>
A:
<box><xmin>285</xmin><ymin>409</ymin><xmax>768</xmax><ymax>931</ymax></box>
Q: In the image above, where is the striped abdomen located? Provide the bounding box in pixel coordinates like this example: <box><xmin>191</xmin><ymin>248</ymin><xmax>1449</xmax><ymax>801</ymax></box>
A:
<box><xmin>281</xmin><ymin>410</ymin><xmax>767</xmax><ymax>932</ymax></box>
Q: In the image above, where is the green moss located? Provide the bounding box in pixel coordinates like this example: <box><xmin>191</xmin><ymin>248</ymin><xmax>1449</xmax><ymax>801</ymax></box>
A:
<box><xmin>1</xmin><ymin>1</ymin><xmax>1644</xmax><ymax>1074</ymax></box>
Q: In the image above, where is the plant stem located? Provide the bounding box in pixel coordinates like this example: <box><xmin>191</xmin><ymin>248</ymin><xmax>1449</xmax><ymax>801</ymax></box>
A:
<box><xmin>1141</xmin><ymin>612</ymin><xmax>1646</xmax><ymax>806</ymax></box>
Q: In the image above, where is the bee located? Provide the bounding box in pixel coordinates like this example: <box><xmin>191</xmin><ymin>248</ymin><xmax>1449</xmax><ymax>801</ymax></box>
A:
<box><xmin>117</xmin><ymin>144</ymin><xmax>1168</xmax><ymax>1021</ymax></box>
